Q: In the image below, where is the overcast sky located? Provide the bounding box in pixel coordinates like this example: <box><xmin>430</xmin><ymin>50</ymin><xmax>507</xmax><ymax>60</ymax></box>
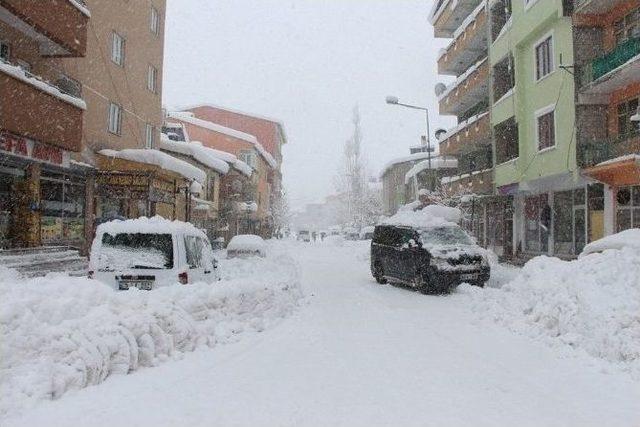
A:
<box><xmin>163</xmin><ymin>0</ymin><xmax>453</xmax><ymax>210</ymax></box>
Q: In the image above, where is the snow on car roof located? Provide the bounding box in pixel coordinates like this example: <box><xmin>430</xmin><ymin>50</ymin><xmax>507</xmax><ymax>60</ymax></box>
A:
<box><xmin>95</xmin><ymin>216</ymin><xmax>208</xmax><ymax>239</ymax></box>
<box><xmin>380</xmin><ymin>205</ymin><xmax>461</xmax><ymax>229</ymax></box>
<box><xmin>228</xmin><ymin>234</ymin><xmax>266</xmax><ymax>251</ymax></box>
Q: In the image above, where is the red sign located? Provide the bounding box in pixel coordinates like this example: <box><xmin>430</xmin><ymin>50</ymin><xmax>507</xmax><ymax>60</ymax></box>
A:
<box><xmin>0</xmin><ymin>131</ymin><xmax>70</xmax><ymax>168</ymax></box>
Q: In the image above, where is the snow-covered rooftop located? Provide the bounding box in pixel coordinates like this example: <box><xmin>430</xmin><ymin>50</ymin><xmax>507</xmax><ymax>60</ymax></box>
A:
<box><xmin>98</xmin><ymin>148</ymin><xmax>206</xmax><ymax>184</ymax></box>
<box><xmin>595</xmin><ymin>154</ymin><xmax>640</xmax><ymax>167</ymax></box>
<box><xmin>158</xmin><ymin>135</ymin><xmax>230</xmax><ymax>175</ymax></box>
<box><xmin>404</xmin><ymin>156</ymin><xmax>459</xmax><ymax>184</ymax></box>
<box><xmin>168</xmin><ymin>111</ymin><xmax>278</xmax><ymax>169</ymax></box>
<box><xmin>0</xmin><ymin>60</ymin><xmax>86</xmax><ymax>110</ymax></box>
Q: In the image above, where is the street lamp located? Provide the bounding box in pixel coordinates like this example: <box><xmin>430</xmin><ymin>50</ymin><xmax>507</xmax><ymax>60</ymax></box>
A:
<box><xmin>385</xmin><ymin>96</ymin><xmax>433</xmax><ymax>170</ymax></box>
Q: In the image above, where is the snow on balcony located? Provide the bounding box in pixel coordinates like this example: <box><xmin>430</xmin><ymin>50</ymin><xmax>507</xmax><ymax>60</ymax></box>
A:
<box><xmin>0</xmin><ymin>60</ymin><xmax>86</xmax><ymax>110</ymax></box>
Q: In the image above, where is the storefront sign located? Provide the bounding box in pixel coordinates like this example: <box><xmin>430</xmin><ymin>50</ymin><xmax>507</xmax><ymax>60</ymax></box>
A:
<box><xmin>0</xmin><ymin>131</ymin><xmax>70</xmax><ymax>168</ymax></box>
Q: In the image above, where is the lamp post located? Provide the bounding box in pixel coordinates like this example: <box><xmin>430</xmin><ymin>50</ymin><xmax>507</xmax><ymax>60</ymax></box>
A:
<box><xmin>385</xmin><ymin>96</ymin><xmax>433</xmax><ymax>170</ymax></box>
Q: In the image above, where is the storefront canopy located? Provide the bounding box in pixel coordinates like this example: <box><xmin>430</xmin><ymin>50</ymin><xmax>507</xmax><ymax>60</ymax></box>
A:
<box><xmin>583</xmin><ymin>155</ymin><xmax>640</xmax><ymax>187</ymax></box>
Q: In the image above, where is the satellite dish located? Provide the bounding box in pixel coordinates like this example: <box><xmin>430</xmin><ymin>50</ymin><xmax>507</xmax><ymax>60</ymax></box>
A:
<box><xmin>434</xmin><ymin>83</ymin><xmax>447</xmax><ymax>97</ymax></box>
<box><xmin>435</xmin><ymin>128</ymin><xmax>447</xmax><ymax>141</ymax></box>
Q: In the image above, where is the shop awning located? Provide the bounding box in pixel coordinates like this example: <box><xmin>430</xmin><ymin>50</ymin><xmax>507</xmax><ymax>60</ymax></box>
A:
<box><xmin>582</xmin><ymin>155</ymin><xmax>640</xmax><ymax>187</ymax></box>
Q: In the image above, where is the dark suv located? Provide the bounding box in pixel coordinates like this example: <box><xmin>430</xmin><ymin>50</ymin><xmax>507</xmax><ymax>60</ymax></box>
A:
<box><xmin>370</xmin><ymin>224</ymin><xmax>490</xmax><ymax>294</ymax></box>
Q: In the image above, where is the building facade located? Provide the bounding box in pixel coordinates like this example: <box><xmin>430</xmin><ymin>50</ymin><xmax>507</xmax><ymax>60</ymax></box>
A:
<box><xmin>0</xmin><ymin>0</ymin><xmax>90</xmax><ymax>248</ymax></box>
<box><xmin>574</xmin><ymin>0</ymin><xmax>640</xmax><ymax>236</ymax></box>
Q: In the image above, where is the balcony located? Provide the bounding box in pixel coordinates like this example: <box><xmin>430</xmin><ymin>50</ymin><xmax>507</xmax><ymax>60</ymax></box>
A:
<box><xmin>438</xmin><ymin>58</ymin><xmax>489</xmax><ymax>116</ymax></box>
<box><xmin>0</xmin><ymin>60</ymin><xmax>85</xmax><ymax>152</ymax></box>
<box><xmin>574</xmin><ymin>0</ymin><xmax>628</xmax><ymax>14</ymax></box>
<box><xmin>578</xmin><ymin>134</ymin><xmax>640</xmax><ymax>168</ymax></box>
<box><xmin>0</xmin><ymin>0</ymin><xmax>89</xmax><ymax>57</ymax></box>
<box><xmin>441</xmin><ymin>168</ymin><xmax>493</xmax><ymax>195</ymax></box>
<box><xmin>429</xmin><ymin>0</ymin><xmax>482</xmax><ymax>38</ymax></box>
<box><xmin>578</xmin><ymin>37</ymin><xmax>640</xmax><ymax>102</ymax></box>
<box><xmin>437</xmin><ymin>4</ymin><xmax>487</xmax><ymax>76</ymax></box>
<box><xmin>439</xmin><ymin>112</ymin><xmax>490</xmax><ymax>156</ymax></box>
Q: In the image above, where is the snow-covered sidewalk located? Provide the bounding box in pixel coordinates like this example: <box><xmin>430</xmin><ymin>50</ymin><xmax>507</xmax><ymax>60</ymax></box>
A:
<box><xmin>0</xmin><ymin>244</ymin><xmax>302</xmax><ymax>419</ymax></box>
<box><xmin>2</xmin><ymin>239</ymin><xmax>639</xmax><ymax>427</ymax></box>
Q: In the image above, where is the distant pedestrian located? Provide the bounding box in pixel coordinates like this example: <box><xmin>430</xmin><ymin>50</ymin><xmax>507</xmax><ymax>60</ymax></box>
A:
<box><xmin>312</xmin><ymin>231</ymin><xmax>317</xmax><ymax>242</ymax></box>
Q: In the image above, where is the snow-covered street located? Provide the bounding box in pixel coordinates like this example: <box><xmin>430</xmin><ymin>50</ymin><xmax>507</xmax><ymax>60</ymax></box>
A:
<box><xmin>3</xmin><ymin>240</ymin><xmax>639</xmax><ymax>427</ymax></box>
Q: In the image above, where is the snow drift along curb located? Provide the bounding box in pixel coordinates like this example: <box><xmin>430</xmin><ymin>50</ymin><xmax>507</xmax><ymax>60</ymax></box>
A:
<box><xmin>0</xmin><ymin>250</ymin><xmax>302</xmax><ymax>418</ymax></box>
<box><xmin>459</xmin><ymin>247</ymin><xmax>640</xmax><ymax>377</ymax></box>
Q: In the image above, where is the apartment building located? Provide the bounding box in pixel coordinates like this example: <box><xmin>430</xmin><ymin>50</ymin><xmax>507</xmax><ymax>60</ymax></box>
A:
<box><xmin>166</xmin><ymin>111</ymin><xmax>277</xmax><ymax>238</ymax></box>
<box><xmin>0</xmin><ymin>0</ymin><xmax>90</xmax><ymax>248</ymax></box>
<box><xmin>429</xmin><ymin>0</ymin><xmax>517</xmax><ymax>256</ymax></box>
<box><xmin>573</xmin><ymin>0</ymin><xmax>640</xmax><ymax>235</ymax></box>
<box><xmin>182</xmin><ymin>104</ymin><xmax>287</xmax><ymax>218</ymax></box>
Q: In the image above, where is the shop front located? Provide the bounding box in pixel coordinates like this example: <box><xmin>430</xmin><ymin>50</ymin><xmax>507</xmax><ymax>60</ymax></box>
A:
<box><xmin>95</xmin><ymin>154</ymin><xmax>193</xmax><ymax>226</ymax></box>
<box><xmin>461</xmin><ymin>195</ymin><xmax>513</xmax><ymax>260</ymax></box>
<box><xmin>0</xmin><ymin>130</ymin><xmax>92</xmax><ymax>249</ymax></box>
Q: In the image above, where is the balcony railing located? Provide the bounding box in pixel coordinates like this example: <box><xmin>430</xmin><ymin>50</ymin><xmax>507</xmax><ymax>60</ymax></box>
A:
<box><xmin>439</xmin><ymin>58</ymin><xmax>489</xmax><ymax>116</ymax></box>
<box><xmin>580</xmin><ymin>37</ymin><xmax>640</xmax><ymax>87</ymax></box>
<box><xmin>578</xmin><ymin>133</ymin><xmax>640</xmax><ymax>167</ymax></box>
<box><xmin>439</xmin><ymin>112</ymin><xmax>490</xmax><ymax>156</ymax></box>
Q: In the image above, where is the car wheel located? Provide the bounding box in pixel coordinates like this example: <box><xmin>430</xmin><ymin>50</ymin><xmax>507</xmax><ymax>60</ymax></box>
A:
<box><xmin>373</xmin><ymin>262</ymin><xmax>387</xmax><ymax>284</ymax></box>
<box><xmin>418</xmin><ymin>272</ymin><xmax>438</xmax><ymax>295</ymax></box>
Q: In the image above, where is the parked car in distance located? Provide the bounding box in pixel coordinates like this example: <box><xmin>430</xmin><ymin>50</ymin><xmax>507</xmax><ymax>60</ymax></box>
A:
<box><xmin>343</xmin><ymin>228</ymin><xmax>360</xmax><ymax>241</ymax></box>
<box><xmin>227</xmin><ymin>234</ymin><xmax>267</xmax><ymax>258</ymax></box>
<box><xmin>370</xmin><ymin>223</ymin><xmax>490</xmax><ymax>294</ymax></box>
<box><xmin>89</xmin><ymin>217</ymin><xmax>218</xmax><ymax>290</ymax></box>
<box><xmin>297</xmin><ymin>230</ymin><xmax>311</xmax><ymax>242</ymax></box>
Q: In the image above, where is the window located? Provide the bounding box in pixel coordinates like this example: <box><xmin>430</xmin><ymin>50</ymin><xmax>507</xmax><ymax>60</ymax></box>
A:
<box><xmin>617</xmin><ymin>98</ymin><xmax>639</xmax><ymax>139</ymax></box>
<box><xmin>145</xmin><ymin>123</ymin><xmax>154</xmax><ymax>148</ymax></box>
<box><xmin>536</xmin><ymin>108</ymin><xmax>555</xmax><ymax>151</ymax></box>
<box><xmin>495</xmin><ymin>116</ymin><xmax>519</xmax><ymax>164</ymax></box>
<box><xmin>493</xmin><ymin>54</ymin><xmax>515</xmax><ymax>102</ymax></box>
<box><xmin>184</xmin><ymin>236</ymin><xmax>204</xmax><ymax>268</ymax></box>
<box><xmin>111</xmin><ymin>31</ymin><xmax>125</xmax><ymax>66</ymax></box>
<box><xmin>614</xmin><ymin>7</ymin><xmax>640</xmax><ymax>46</ymax></box>
<box><xmin>239</xmin><ymin>150</ymin><xmax>257</xmax><ymax>168</ymax></box>
<box><xmin>147</xmin><ymin>65</ymin><xmax>158</xmax><ymax>93</ymax></box>
<box><xmin>0</xmin><ymin>41</ymin><xmax>10</xmax><ymax>62</ymax></box>
<box><xmin>616</xmin><ymin>186</ymin><xmax>640</xmax><ymax>232</ymax></box>
<box><xmin>15</xmin><ymin>59</ymin><xmax>31</xmax><ymax>73</ymax></box>
<box><xmin>150</xmin><ymin>7</ymin><xmax>160</xmax><ymax>35</ymax></box>
<box><xmin>57</xmin><ymin>74</ymin><xmax>82</xmax><ymax>98</ymax></box>
<box><xmin>108</xmin><ymin>102</ymin><xmax>122</xmax><ymax>135</ymax></box>
<box><xmin>535</xmin><ymin>35</ymin><xmax>554</xmax><ymax>81</ymax></box>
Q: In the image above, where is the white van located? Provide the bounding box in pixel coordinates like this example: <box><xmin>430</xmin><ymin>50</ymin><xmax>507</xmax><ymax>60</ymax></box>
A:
<box><xmin>89</xmin><ymin>217</ymin><xmax>218</xmax><ymax>290</ymax></box>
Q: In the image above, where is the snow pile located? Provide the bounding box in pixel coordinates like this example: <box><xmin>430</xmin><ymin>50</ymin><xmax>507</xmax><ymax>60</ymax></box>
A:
<box><xmin>382</xmin><ymin>204</ymin><xmax>462</xmax><ymax>228</ymax></box>
<box><xmin>324</xmin><ymin>235</ymin><xmax>345</xmax><ymax>246</ymax></box>
<box><xmin>0</xmin><ymin>246</ymin><xmax>302</xmax><ymax>417</ymax></box>
<box><xmin>459</xmin><ymin>246</ymin><xmax>640</xmax><ymax>376</ymax></box>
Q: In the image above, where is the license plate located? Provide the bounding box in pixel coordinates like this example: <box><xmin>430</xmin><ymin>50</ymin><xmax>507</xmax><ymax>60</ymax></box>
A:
<box><xmin>460</xmin><ymin>273</ymin><xmax>479</xmax><ymax>281</ymax></box>
<box><xmin>119</xmin><ymin>281</ymin><xmax>153</xmax><ymax>291</ymax></box>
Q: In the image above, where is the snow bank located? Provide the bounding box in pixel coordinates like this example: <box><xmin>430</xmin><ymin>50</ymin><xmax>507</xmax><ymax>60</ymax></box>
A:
<box><xmin>458</xmin><ymin>246</ymin><xmax>640</xmax><ymax>376</ymax></box>
<box><xmin>580</xmin><ymin>228</ymin><xmax>640</xmax><ymax>257</ymax></box>
<box><xmin>382</xmin><ymin>204</ymin><xmax>462</xmax><ymax>228</ymax></box>
<box><xmin>0</xmin><ymin>246</ymin><xmax>302</xmax><ymax>418</ymax></box>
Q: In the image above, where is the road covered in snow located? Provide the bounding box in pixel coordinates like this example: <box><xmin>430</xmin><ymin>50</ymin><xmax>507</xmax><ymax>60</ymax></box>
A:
<box><xmin>2</xmin><ymin>239</ymin><xmax>640</xmax><ymax>427</ymax></box>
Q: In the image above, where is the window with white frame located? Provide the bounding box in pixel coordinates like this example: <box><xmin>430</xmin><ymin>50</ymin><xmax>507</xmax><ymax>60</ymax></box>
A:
<box><xmin>108</xmin><ymin>102</ymin><xmax>122</xmax><ymax>135</ymax></box>
<box><xmin>536</xmin><ymin>108</ymin><xmax>555</xmax><ymax>151</ymax></box>
<box><xmin>147</xmin><ymin>65</ymin><xmax>158</xmax><ymax>93</ymax></box>
<box><xmin>145</xmin><ymin>123</ymin><xmax>154</xmax><ymax>148</ymax></box>
<box><xmin>150</xmin><ymin>7</ymin><xmax>160</xmax><ymax>36</ymax></box>
<box><xmin>0</xmin><ymin>41</ymin><xmax>9</xmax><ymax>62</ymax></box>
<box><xmin>239</xmin><ymin>150</ymin><xmax>257</xmax><ymax>168</ymax></box>
<box><xmin>535</xmin><ymin>35</ymin><xmax>553</xmax><ymax>81</ymax></box>
<box><xmin>111</xmin><ymin>31</ymin><xmax>125</xmax><ymax>66</ymax></box>
<box><xmin>616</xmin><ymin>185</ymin><xmax>640</xmax><ymax>232</ymax></box>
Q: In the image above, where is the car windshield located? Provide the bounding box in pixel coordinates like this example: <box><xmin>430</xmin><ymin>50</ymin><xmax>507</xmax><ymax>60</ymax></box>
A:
<box><xmin>98</xmin><ymin>233</ymin><xmax>174</xmax><ymax>270</ymax></box>
<box><xmin>418</xmin><ymin>226</ymin><xmax>474</xmax><ymax>246</ymax></box>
